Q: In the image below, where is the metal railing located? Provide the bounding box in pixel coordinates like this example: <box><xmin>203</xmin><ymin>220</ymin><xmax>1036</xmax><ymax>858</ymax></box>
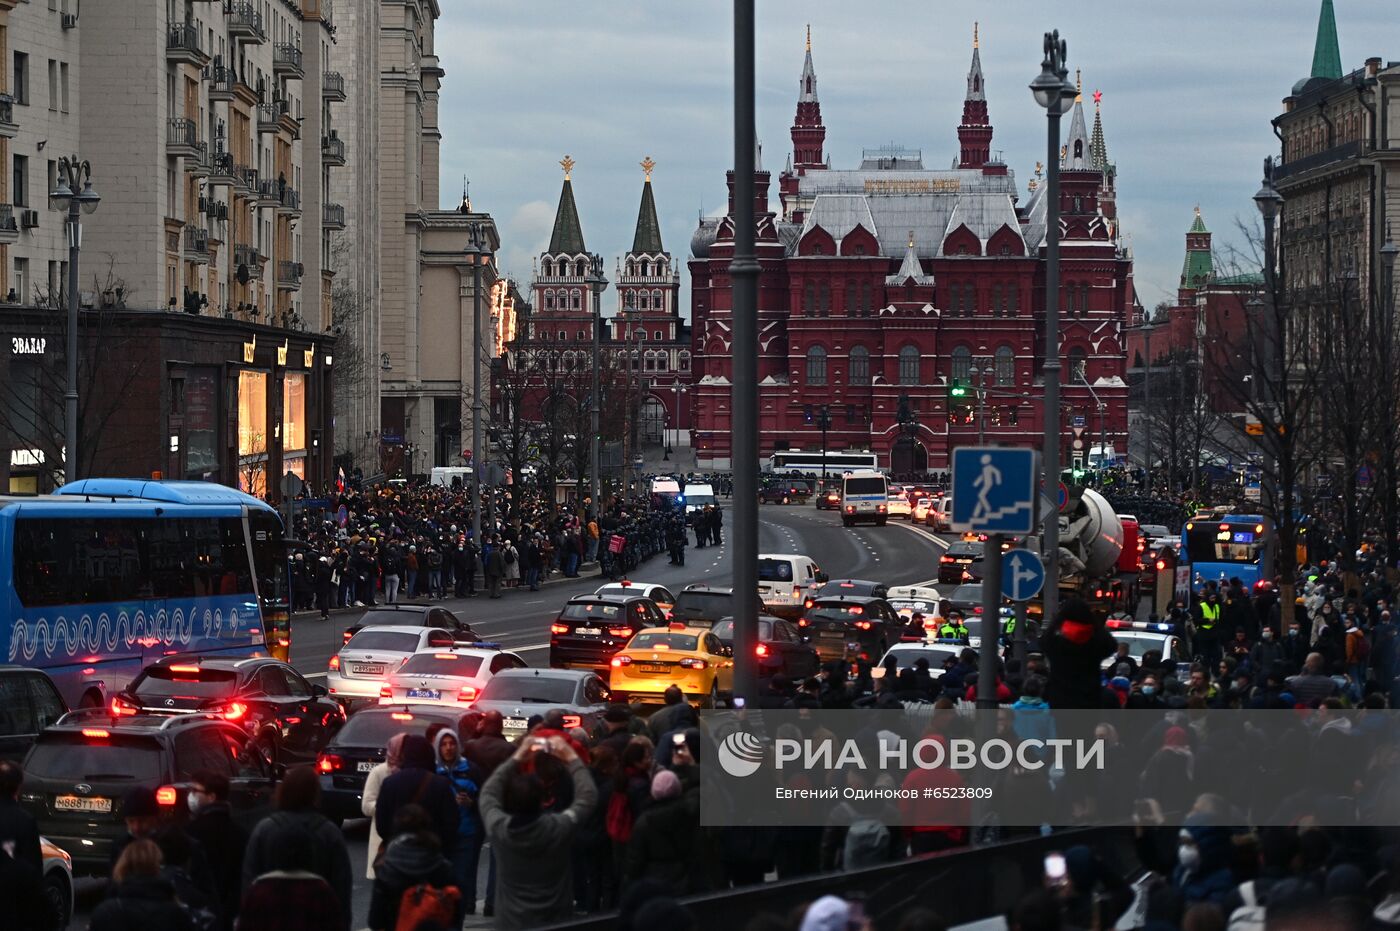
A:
<box><xmin>323</xmin><ymin>203</ymin><xmax>345</xmax><ymax>227</ymax></box>
<box><xmin>167</xmin><ymin>22</ymin><xmax>203</xmax><ymax>57</ymax></box>
<box><xmin>274</xmin><ymin>44</ymin><xmax>302</xmax><ymax>74</ymax></box>
<box><xmin>321</xmin><ymin>135</ymin><xmax>345</xmax><ymax>162</ymax></box>
<box><xmin>227</xmin><ymin>2</ymin><xmax>266</xmax><ymax>41</ymax></box>
<box><xmin>206</xmin><ymin>64</ymin><xmax>236</xmax><ymax>97</ymax></box>
<box><xmin>184</xmin><ymin>227</ymin><xmax>210</xmax><ymax>254</ymax></box>
<box><xmin>277</xmin><ymin>260</ymin><xmax>303</xmax><ymax>285</ymax></box>
<box><xmin>235</xmin><ymin>165</ymin><xmax>259</xmax><ymax>192</ymax></box>
<box><xmin>322</xmin><ymin>71</ymin><xmax>345</xmax><ymax>98</ymax></box>
<box><xmin>1274</xmin><ymin>139</ymin><xmax>1370</xmax><ymax>184</ymax></box>
<box><xmin>167</xmin><ymin>117</ymin><xmax>198</xmax><ymax>148</ymax></box>
<box><xmin>0</xmin><ymin>93</ymin><xmax>16</xmax><ymax>126</ymax></box>
<box><xmin>256</xmin><ymin>103</ymin><xmax>282</xmax><ymax>131</ymax></box>
<box><xmin>0</xmin><ymin>204</ymin><xmax>16</xmax><ymax>233</ymax></box>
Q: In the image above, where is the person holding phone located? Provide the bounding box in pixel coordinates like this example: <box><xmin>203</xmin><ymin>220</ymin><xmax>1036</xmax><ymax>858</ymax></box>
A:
<box><xmin>479</xmin><ymin>734</ymin><xmax>598</xmax><ymax>930</ymax></box>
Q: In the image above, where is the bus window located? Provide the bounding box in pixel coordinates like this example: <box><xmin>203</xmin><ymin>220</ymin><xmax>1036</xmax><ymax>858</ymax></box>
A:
<box><xmin>249</xmin><ymin>510</ymin><xmax>290</xmax><ymax>661</ymax></box>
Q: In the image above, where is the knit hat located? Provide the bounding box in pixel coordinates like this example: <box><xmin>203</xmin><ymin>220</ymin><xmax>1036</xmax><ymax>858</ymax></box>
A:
<box><xmin>799</xmin><ymin>896</ymin><xmax>851</xmax><ymax>931</ymax></box>
<box><xmin>651</xmin><ymin>769</ymin><xmax>682</xmax><ymax>801</ymax></box>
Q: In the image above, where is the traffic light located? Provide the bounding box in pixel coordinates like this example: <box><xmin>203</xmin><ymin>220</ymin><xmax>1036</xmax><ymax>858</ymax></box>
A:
<box><xmin>948</xmin><ymin>379</ymin><xmax>967</xmax><ymax>399</ymax></box>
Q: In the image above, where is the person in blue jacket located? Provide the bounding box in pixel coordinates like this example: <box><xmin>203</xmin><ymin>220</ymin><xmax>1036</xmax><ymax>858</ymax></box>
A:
<box><xmin>435</xmin><ymin>729</ymin><xmax>485</xmax><ymax>917</ymax></box>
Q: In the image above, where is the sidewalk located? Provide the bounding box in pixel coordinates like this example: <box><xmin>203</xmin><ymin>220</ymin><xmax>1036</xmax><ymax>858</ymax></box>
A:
<box><xmin>291</xmin><ymin>561</ymin><xmax>600</xmax><ymax>620</ymax></box>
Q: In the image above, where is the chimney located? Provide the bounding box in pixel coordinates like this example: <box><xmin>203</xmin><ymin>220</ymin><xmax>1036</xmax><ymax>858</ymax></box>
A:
<box><xmin>1367</xmin><ymin>56</ymin><xmax>1382</xmax><ymax>77</ymax></box>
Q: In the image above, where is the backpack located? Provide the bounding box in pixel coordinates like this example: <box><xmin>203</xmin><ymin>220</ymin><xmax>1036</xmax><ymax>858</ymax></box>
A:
<box><xmin>1227</xmin><ymin>880</ymin><xmax>1266</xmax><ymax>931</ymax></box>
<box><xmin>395</xmin><ymin>883</ymin><xmax>460</xmax><ymax>931</ymax></box>
<box><xmin>504</xmin><ymin>545</ymin><xmax>516</xmax><ymax>565</ymax></box>
<box><xmin>1353</xmin><ymin>629</ymin><xmax>1371</xmax><ymax>662</ymax></box>
<box><xmin>842</xmin><ymin>819</ymin><xmax>890</xmax><ymax>870</ymax></box>
<box><xmin>605</xmin><ymin>791</ymin><xmax>634</xmax><ymax>843</ymax></box>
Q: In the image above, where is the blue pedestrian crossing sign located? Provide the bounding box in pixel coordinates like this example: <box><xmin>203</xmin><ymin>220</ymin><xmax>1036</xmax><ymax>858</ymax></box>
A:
<box><xmin>1001</xmin><ymin>550</ymin><xmax>1047</xmax><ymax>602</ymax></box>
<box><xmin>951</xmin><ymin>446</ymin><xmax>1037</xmax><ymax>534</ymax></box>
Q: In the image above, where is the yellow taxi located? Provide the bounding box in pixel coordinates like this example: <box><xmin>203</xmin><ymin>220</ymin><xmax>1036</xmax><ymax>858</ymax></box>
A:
<box><xmin>608</xmin><ymin>622</ymin><xmax>733</xmax><ymax>708</ymax></box>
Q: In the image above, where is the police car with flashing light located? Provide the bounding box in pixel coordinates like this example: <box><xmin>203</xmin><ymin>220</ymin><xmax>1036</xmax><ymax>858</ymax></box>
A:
<box><xmin>1101</xmin><ymin>617</ymin><xmax>1191</xmax><ymax>672</ymax></box>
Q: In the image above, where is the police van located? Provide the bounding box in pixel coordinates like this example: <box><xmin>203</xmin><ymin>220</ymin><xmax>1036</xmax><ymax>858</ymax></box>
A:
<box><xmin>840</xmin><ymin>470</ymin><xmax>889</xmax><ymax>527</ymax></box>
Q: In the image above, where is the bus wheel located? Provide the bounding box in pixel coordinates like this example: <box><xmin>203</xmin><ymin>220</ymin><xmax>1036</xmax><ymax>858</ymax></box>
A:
<box><xmin>79</xmin><ymin>689</ymin><xmax>103</xmax><ymax>709</ymax></box>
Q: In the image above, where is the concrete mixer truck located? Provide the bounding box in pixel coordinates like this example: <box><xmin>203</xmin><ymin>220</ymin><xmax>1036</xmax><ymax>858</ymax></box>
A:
<box><xmin>1028</xmin><ymin>486</ymin><xmax>1142</xmax><ymax>619</ymax></box>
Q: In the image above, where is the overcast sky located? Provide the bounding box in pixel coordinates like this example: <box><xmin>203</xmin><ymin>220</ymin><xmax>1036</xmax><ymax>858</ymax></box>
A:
<box><xmin>436</xmin><ymin>1</ymin><xmax>1365</xmax><ymax>314</ymax></box>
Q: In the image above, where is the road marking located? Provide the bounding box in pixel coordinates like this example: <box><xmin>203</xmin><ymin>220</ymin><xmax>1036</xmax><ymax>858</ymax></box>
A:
<box><xmin>894</xmin><ymin>521</ymin><xmax>952</xmax><ymax>549</ymax></box>
<box><xmin>524</xmin><ymin>600</ymin><xmax>545</xmax><ymax>605</ymax></box>
<box><xmin>512</xmin><ymin>643</ymin><xmax>551</xmax><ymax>653</ymax></box>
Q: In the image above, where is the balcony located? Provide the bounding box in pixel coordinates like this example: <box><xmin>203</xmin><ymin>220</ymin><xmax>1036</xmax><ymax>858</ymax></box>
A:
<box><xmin>321</xmin><ymin>134</ymin><xmax>345</xmax><ymax>166</ymax></box>
<box><xmin>235</xmin><ymin>165</ymin><xmax>259</xmax><ymax>195</ymax></box>
<box><xmin>0</xmin><ymin>205</ymin><xmax>19</xmax><ymax>244</ymax></box>
<box><xmin>276</xmin><ymin>187</ymin><xmax>301</xmax><ymax>217</ymax></box>
<box><xmin>322</xmin><ymin>203</ymin><xmax>345</xmax><ymax>230</ymax></box>
<box><xmin>227</xmin><ymin>2</ymin><xmax>266</xmax><ymax>43</ymax></box>
<box><xmin>166</xmin><ymin>117</ymin><xmax>201</xmax><ymax>157</ymax></box>
<box><xmin>256</xmin><ymin>103</ymin><xmax>281</xmax><ymax>134</ymax></box>
<box><xmin>233</xmin><ymin>244</ymin><xmax>263</xmax><ymax>278</ymax></box>
<box><xmin>0</xmin><ymin>94</ymin><xmax>16</xmax><ymax>139</ymax></box>
<box><xmin>183</xmin><ymin>141</ymin><xmax>210</xmax><ymax>177</ymax></box>
<box><xmin>166</xmin><ymin>22</ymin><xmax>209</xmax><ymax>67</ymax></box>
<box><xmin>208</xmin><ymin>150</ymin><xmax>236</xmax><ymax>185</ymax></box>
<box><xmin>277</xmin><ymin>260</ymin><xmax>304</xmax><ymax>290</ymax></box>
<box><xmin>255</xmin><ymin>179</ymin><xmax>281</xmax><ymax>208</ymax></box>
<box><xmin>1274</xmin><ymin>139</ymin><xmax>1370</xmax><ymax>186</ymax></box>
<box><xmin>322</xmin><ymin>71</ymin><xmax>346</xmax><ymax>101</ymax></box>
<box><xmin>184</xmin><ymin>227</ymin><xmax>211</xmax><ymax>263</ymax></box>
<box><xmin>273</xmin><ymin>44</ymin><xmax>303</xmax><ymax>79</ymax></box>
<box><xmin>206</xmin><ymin>64</ymin><xmax>236</xmax><ymax>101</ymax></box>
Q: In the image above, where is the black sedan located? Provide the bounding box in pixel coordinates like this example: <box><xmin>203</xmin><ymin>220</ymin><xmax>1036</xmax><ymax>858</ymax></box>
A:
<box><xmin>549</xmin><ymin>594</ymin><xmax>668</xmax><ymax>670</ymax></box>
<box><xmin>799</xmin><ymin>595</ymin><xmax>903</xmax><ymax>664</ymax></box>
<box><xmin>711</xmin><ymin>616</ymin><xmax>820</xmax><ymax>681</ymax></box>
<box><xmin>938</xmin><ymin>542</ymin><xmax>982</xmax><ymax>584</ymax></box>
<box><xmin>110</xmin><ymin>656</ymin><xmax>344</xmax><ymax>765</ymax></box>
<box><xmin>341</xmin><ymin>604</ymin><xmax>480</xmax><ymax>647</ymax></box>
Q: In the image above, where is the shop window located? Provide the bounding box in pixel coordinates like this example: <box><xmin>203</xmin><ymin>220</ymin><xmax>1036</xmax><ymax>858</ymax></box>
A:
<box><xmin>282</xmin><ymin>373</ymin><xmax>306</xmax><ymax>452</ymax></box>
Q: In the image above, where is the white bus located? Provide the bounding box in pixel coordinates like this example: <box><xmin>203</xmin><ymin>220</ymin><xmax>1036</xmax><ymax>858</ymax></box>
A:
<box><xmin>768</xmin><ymin>450</ymin><xmax>880</xmax><ymax>475</ymax></box>
<box><xmin>840</xmin><ymin>470</ymin><xmax>890</xmax><ymax>527</ymax></box>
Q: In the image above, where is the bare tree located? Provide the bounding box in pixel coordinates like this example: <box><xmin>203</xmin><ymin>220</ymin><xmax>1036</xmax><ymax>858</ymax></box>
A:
<box><xmin>327</xmin><ymin>237</ymin><xmax>372</xmax><ymax>467</ymax></box>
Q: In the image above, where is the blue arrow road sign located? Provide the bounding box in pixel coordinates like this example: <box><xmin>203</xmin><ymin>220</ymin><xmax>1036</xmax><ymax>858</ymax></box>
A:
<box><xmin>951</xmin><ymin>446</ymin><xmax>1037</xmax><ymax>534</ymax></box>
<box><xmin>1001</xmin><ymin>550</ymin><xmax>1047</xmax><ymax>602</ymax></box>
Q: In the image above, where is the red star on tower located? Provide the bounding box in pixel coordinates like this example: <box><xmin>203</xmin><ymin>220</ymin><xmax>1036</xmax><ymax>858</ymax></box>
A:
<box><xmin>1092</xmin><ymin>89</ymin><xmax>1103</xmax><ymax>105</ymax></box>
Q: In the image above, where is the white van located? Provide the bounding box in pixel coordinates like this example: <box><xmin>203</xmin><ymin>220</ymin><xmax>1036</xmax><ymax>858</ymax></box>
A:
<box><xmin>840</xmin><ymin>471</ymin><xmax>889</xmax><ymax>527</ymax></box>
<box><xmin>430</xmin><ymin>466</ymin><xmax>474</xmax><ymax>488</ymax></box>
<box><xmin>931</xmin><ymin>496</ymin><xmax>955</xmax><ymax>532</ymax></box>
<box><xmin>682</xmin><ymin>483</ymin><xmax>717</xmax><ymax>515</ymax></box>
<box><xmin>757</xmin><ymin>554</ymin><xmax>827</xmax><ymax>617</ymax></box>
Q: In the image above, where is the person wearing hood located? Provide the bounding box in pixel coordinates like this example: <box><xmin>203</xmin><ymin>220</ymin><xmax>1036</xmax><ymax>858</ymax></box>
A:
<box><xmin>366</xmin><ymin>805</ymin><xmax>455</xmax><ymax>931</ymax></box>
<box><xmin>1009</xmin><ymin>675</ymin><xmax>1056</xmax><ymax>748</ymax></box>
<box><xmin>1138</xmin><ymin>726</ymin><xmax>1196</xmax><ymax>820</ymax></box>
<box><xmin>1058</xmin><ymin>845</ymin><xmax>1133</xmax><ymax>930</ymax></box>
<box><xmin>1043</xmin><ymin>598</ymin><xmax>1117</xmax><ymax>710</ymax></box>
<box><xmin>798</xmin><ymin>894</ymin><xmax>872</xmax><ymax>931</ymax></box>
<box><xmin>241</xmin><ymin>765</ymin><xmax>352</xmax><ymax>930</ymax></box>
<box><xmin>91</xmin><ymin>839</ymin><xmax>196</xmax><ymax>931</ymax></box>
<box><xmin>479</xmin><ymin>734</ymin><xmax>598</xmax><ymax>930</ymax></box>
<box><xmin>373</xmin><ymin>733</ymin><xmax>458</xmax><ymax>854</ymax></box>
<box><xmin>361</xmin><ymin>733</ymin><xmax>406</xmax><ymax>879</ymax></box>
<box><xmin>435</xmin><ymin>728</ymin><xmax>485</xmax><ymax>917</ymax></box>
<box><xmin>1171</xmin><ymin>816</ymin><xmax>1236</xmax><ymax>909</ymax></box>
<box><xmin>237</xmin><ymin>821</ymin><xmax>344</xmax><ymax>931</ymax></box>
<box><xmin>183</xmin><ymin>770</ymin><xmax>248</xmax><ymax>931</ymax></box>
<box><xmin>464</xmin><ymin>710</ymin><xmax>513</xmax><ymax>777</ymax></box>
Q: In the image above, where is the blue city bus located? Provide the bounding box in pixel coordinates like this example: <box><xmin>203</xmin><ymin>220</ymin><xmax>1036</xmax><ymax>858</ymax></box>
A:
<box><xmin>0</xmin><ymin>479</ymin><xmax>290</xmax><ymax>710</ymax></box>
<box><xmin>1181</xmin><ymin>512</ymin><xmax>1276</xmax><ymax>592</ymax></box>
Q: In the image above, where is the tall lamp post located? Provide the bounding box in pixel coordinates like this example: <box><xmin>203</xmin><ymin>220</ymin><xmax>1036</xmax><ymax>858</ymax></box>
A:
<box><xmin>1141</xmin><ymin>317</ymin><xmax>1156</xmax><ymax>493</ymax></box>
<box><xmin>587</xmin><ymin>253</ymin><xmax>607</xmax><ymax>513</ymax></box>
<box><xmin>1382</xmin><ymin>234</ymin><xmax>1399</xmax><ymax>572</ymax></box>
<box><xmin>970</xmin><ymin>358</ymin><xmax>993</xmax><ymax>443</ymax></box>
<box><xmin>665</xmin><ymin>381</ymin><xmax>687</xmax><ymax>460</ymax></box>
<box><xmin>1030</xmin><ymin>32</ymin><xmax>1076</xmax><ymax>625</ymax></box>
<box><xmin>817</xmin><ymin>404</ymin><xmax>832</xmax><ymax>482</ymax></box>
<box><xmin>463</xmin><ymin>222</ymin><xmax>488</xmax><ymax>544</ymax></box>
<box><xmin>1253</xmin><ymin>160</ymin><xmax>1283</xmax><ymax>519</ymax></box>
<box><xmin>49</xmin><ymin>156</ymin><xmax>100</xmax><ymax>485</ymax></box>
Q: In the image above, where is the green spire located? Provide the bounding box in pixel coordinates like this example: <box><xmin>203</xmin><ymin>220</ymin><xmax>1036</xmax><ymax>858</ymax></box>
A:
<box><xmin>1181</xmin><ymin>208</ymin><xmax>1213</xmax><ymax>290</ymax></box>
<box><xmin>548</xmin><ymin>157</ymin><xmax>587</xmax><ymax>254</ymax></box>
<box><xmin>1189</xmin><ymin>209</ymin><xmax>1208</xmax><ymax>235</ymax></box>
<box><xmin>1089</xmin><ymin>96</ymin><xmax>1109</xmax><ymax>172</ymax></box>
<box><xmin>1311</xmin><ymin>0</ymin><xmax>1342</xmax><ymax>80</ymax></box>
<box><xmin>632</xmin><ymin>161</ymin><xmax>664</xmax><ymax>254</ymax></box>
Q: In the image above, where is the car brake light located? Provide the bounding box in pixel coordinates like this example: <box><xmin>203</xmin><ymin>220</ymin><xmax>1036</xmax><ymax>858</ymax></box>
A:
<box><xmin>562</xmin><ymin>714</ymin><xmax>582</xmax><ymax>728</ymax></box>
<box><xmin>847</xmin><ymin>605</ymin><xmax>864</xmax><ymax>615</ymax></box>
<box><xmin>343</xmin><ymin>631</ymin><xmax>353</xmax><ymax>644</ymax></box>
<box><xmin>168</xmin><ymin>664</ymin><xmax>200</xmax><ymax>674</ymax></box>
<box><xmin>877</xmin><ymin>505</ymin><xmax>886</xmax><ymax>513</ymax></box>
<box><xmin>609</xmin><ymin>627</ymin><xmax>634</xmax><ymax>638</ymax></box>
<box><xmin>756</xmin><ymin>643</ymin><xmax>769</xmax><ymax>657</ymax></box>
<box><xmin>1106</xmin><ymin>618</ymin><xmax>1125</xmax><ymax>628</ymax></box>
<box><xmin>680</xmin><ymin>657</ymin><xmax>707</xmax><ymax>669</ymax></box>
<box><xmin>844</xmin><ymin>505</ymin><xmax>854</xmax><ymax>513</ymax></box>
<box><xmin>668</xmin><ymin>621</ymin><xmax>686</xmax><ymax>631</ymax></box>
<box><xmin>854</xmin><ymin>620</ymin><xmax>873</xmax><ymax>630</ymax></box>
<box><xmin>391</xmin><ymin>712</ymin><xmax>414</xmax><ymax>721</ymax></box>
<box><xmin>457</xmin><ymin>685</ymin><xmax>478</xmax><ymax>703</ymax></box>
<box><xmin>804</xmin><ymin>599</ymin><xmax>815</xmax><ymax>609</ymax></box>
<box><xmin>317</xmin><ymin>753</ymin><xmax>343</xmax><ymax>774</ymax></box>
<box><xmin>155</xmin><ymin>786</ymin><xmax>178</xmax><ymax>806</ymax></box>
<box><xmin>82</xmin><ymin>728</ymin><xmax>110</xmax><ymax>739</ymax></box>
<box><xmin>550</xmin><ymin>624</ymin><xmax>569</xmax><ymax>635</ymax></box>
<box><xmin>973</xmin><ymin>606</ymin><xmax>983</xmax><ymax>614</ymax></box>
<box><xmin>110</xmin><ymin>696</ymin><xmax>139</xmax><ymax>716</ymax></box>
<box><xmin>328</xmin><ymin>655</ymin><xmax>340</xmax><ymax>671</ymax></box>
<box><xmin>379</xmin><ymin>687</ymin><xmax>392</xmax><ymax>699</ymax></box>
<box><xmin>1095</xmin><ymin>589</ymin><xmax>1104</xmax><ymax>598</ymax></box>
<box><xmin>798</xmin><ymin>617</ymin><xmax>809</xmax><ymax>627</ymax></box>
<box><xmin>611</xmin><ymin>655</ymin><xmax>633</xmax><ymax>667</ymax></box>
<box><xmin>940</xmin><ymin>555</ymin><xmax>954</xmax><ymax>563</ymax></box>
<box><xmin>1156</xmin><ymin>560</ymin><xmax>1167</xmax><ymax>571</ymax></box>
<box><xmin>221</xmin><ymin>702</ymin><xmax>249</xmax><ymax>722</ymax></box>
<box><xmin>793</xmin><ymin>587</ymin><xmax>801</xmax><ymax>599</ymax></box>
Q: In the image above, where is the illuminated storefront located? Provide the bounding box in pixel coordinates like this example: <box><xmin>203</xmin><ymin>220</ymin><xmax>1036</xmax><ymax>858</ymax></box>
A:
<box><xmin>238</xmin><ymin>370</ymin><xmax>270</xmax><ymax>497</ymax></box>
<box><xmin>282</xmin><ymin>372</ymin><xmax>307</xmax><ymax>480</ymax></box>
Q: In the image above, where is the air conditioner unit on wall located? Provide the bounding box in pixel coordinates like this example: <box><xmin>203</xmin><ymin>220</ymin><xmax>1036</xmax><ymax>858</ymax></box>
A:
<box><xmin>60</xmin><ymin>13</ymin><xmax>77</xmax><ymax>30</ymax></box>
<box><xmin>20</xmin><ymin>210</ymin><xmax>39</xmax><ymax>229</ymax></box>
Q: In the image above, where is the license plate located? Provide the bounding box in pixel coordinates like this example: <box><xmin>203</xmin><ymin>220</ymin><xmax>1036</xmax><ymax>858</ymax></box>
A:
<box><xmin>406</xmin><ymin>689</ymin><xmax>440</xmax><ymax>700</ymax></box>
<box><xmin>357</xmin><ymin>761</ymin><xmax>376</xmax><ymax>773</ymax></box>
<box><xmin>351</xmin><ymin>663</ymin><xmax>385</xmax><ymax>675</ymax></box>
<box><xmin>504</xmin><ymin>717</ymin><xmax>528</xmax><ymax>730</ymax></box>
<box><xmin>55</xmin><ymin>795</ymin><xmax>111</xmax><ymax>813</ymax></box>
<box><xmin>639</xmin><ymin>664</ymin><xmax>669</xmax><ymax>673</ymax></box>
<box><xmin>574</xmin><ymin>627</ymin><xmax>601</xmax><ymax>636</ymax></box>
<box><xmin>819</xmin><ymin>629</ymin><xmax>846</xmax><ymax>638</ymax></box>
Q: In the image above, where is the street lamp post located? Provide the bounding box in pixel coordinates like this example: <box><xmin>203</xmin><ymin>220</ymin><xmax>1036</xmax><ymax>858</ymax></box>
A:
<box><xmin>463</xmin><ymin>222</ymin><xmax>488</xmax><ymax>545</ymax></box>
<box><xmin>1142</xmin><ymin>318</ymin><xmax>1155</xmax><ymax>493</ymax></box>
<box><xmin>1382</xmin><ymin>234</ymin><xmax>1399</xmax><ymax>572</ymax></box>
<box><xmin>1030</xmin><ymin>35</ymin><xmax>1076</xmax><ymax>625</ymax></box>
<box><xmin>971</xmin><ymin>357</ymin><xmax>993</xmax><ymax>444</ymax></box>
<box><xmin>49</xmin><ymin>155</ymin><xmax>100</xmax><ymax>485</ymax></box>
<box><xmin>1253</xmin><ymin>160</ymin><xmax>1283</xmax><ymax>520</ymax></box>
<box><xmin>817</xmin><ymin>404</ymin><xmax>831</xmax><ymax>482</ymax></box>
<box><xmin>588</xmin><ymin>254</ymin><xmax>607</xmax><ymax>514</ymax></box>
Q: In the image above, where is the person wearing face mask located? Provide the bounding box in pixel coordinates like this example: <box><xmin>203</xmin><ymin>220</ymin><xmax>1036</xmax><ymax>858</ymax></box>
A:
<box><xmin>1281</xmin><ymin>619</ymin><xmax>1309</xmax><ymax>670</ymax></box>
<box><xmin>1313</xmin><ymin>604</ymin><xmax>1343</xmax><ymax>667</ymax></box>
<box><xmin>183</xmin><ymin>770</ymin><xmax>247</xmax><ymax>931</ymax></box>
<box><xmin>1127</xmin><ymin>674</ymin><xmax>1165</xmax><ymax>710</ymax></box>
<box><xmin>1171</xmin><ymin>817</ymin><xmax>1236</xmax><ymax>908</ymax></box>
<box><xmin>1250</xmin><ymin>625</ymin><xmax>1284</xmax><ymax>684</ymax></box>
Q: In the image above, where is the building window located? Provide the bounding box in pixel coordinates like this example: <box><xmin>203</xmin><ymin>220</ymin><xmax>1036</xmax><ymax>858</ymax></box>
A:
<box><xmin>898</xmin><ymin>345</ymin><xmax>919</xmax><ymax>385</ymax></box>
<box><xmin>995</xmin><ymin>345</ymin><xmax>1015</xmax><ymax>386</ymax></box>
<box><xmin>990</xmin><ymin>284</ymin><xmax>1002</xmax><ymax>317</ymax></box>
<box><xmin>558</xmin><ymin>330</ymin><xmax>567</xmax><ymax>341</ymax></box>
<box><xmin>46</xmin><ymin>59</ymin><xmax>56</xmax><ymax>111</ymax></box>
<box><xmin>964</xmin><ymin>283</ymin><xmax>977</xmax><ymax>316</ymax></box>
<box><xmin>638</xmin><ymin>293</ymin><xmax>648</xmax><ymax>310</ymax></box>
<box><xmin>545</xmin><ymin>291</ymin><xmax>555</xmax><ymax>310</ymax></box>
<box><xmin>13</xmin><ymin>257</ymin><xmax>27</xmax><ymax>302</ymax></box>
<box><xmin>951</xmin><ymin>345</ymin><xmax>972</xmax><ymax>383</ymax></box>
<box><xmin>819</xmin><ymin>281</ymin><xmax>830</xmax><ymax>317</ymax></box>
<box><xmin>1009</xmin><ymin>286</ymin><xmax>1020</xmax><ymax>313</ymax></box>
<box><xmin>577</xmin><ymin>330</ymin><xmax>586</xmax><ymax>340</ymax></box>
<box><xmin>845</xmin><ymin>278</ymin><xmax>857</xmax><ymax>315</ymax></box>
<box><xmin>806</xmin><ymin>345</ymin><xmax>828</xmax><ymax>385</ymax></box>
<box><xmin>678</xmin><ymin>351</ymin><xmax>690</xmax><ymax>371</ymax></box>
<box><xmin>656</xmin><ymin>353</ymin><xmax>668</xmax><ymax>371</ymax></box>
<box><xmin>12</xmin><ymin>155</ymin><xmax>27</xmax><ymax>208</ymax></box>
<box><xmin>1080</xmin><ymin>284</ymin><xmax>1091</xmax><ymax>315</ymax></box>
<box><xmin>14</xmin><ymin>52</ymin><xmax>28</xmax><ymax>106</ymax></box>
<box><xmin>571</xmin><ymin>289</ymin><xmax>581</xmax><ymax>310</ymax></box>
<box><xmin>803</xmin><ymin>280</ymin><xmax>814</xmax><ymax>315</ymax></box>
<box><xmin>654</xmin><ymin>330</ymin><xmax>663</xmax><ymax>340</ymax></box>
<box><xmin>543</xmin><ymin>260</ymin><xmax>553</xmax><ymax>276</ymax></box>
<box><xmin>849</xmin><ymin>345</ymin><xmax>870</xmax><ymax>386</ymax></box>
<box><xmin>845</xmin><ymin>404</ymin><xmax>857</xmax><ymax>424</ymax></box>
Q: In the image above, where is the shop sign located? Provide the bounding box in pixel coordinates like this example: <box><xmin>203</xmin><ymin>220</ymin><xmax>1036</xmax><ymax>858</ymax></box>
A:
<box><xmin>10</xmin><ymin>337</ymin><xmax>46</xmax><ymax>355</ymax></box>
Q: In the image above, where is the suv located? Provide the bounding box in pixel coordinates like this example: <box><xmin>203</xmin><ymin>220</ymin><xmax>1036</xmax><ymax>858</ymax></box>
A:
<box><xmin>669</xmin><ymin>585</ymin><xmax>734</xmax><ymax>628</ymax></box>
<box><xmin>759</xmin><ymin>479</ymin><xmax>811</xmax><ymax>504</ymax></box>
<box><xmin>342</xmin><ymin>604</ymin><xmax>480</xmax><ymax>646</ymax></box>
<box><xmin>815</xmin><ymin>482</ymin><xmax>843</xmax><ymax>510</ymax></box>
<box><xmin>0</xmin><ymin>667</ymin><xmax>67</xmax><ymax>763</ymax></box>
<box><xmin>548</xmin><ymin>594</ymin><xmax>668</xmax><ymax>670</ymax></box>
<box><xmin>799</xmin><ymin>595</ymin><xmax>902</xmax><ymax>664</ymax></box>
<box><xmin>111</xmin><ymin>656</ymin><xmax>344</xmax><ymax>765</ymax></box>
<box><xmin>22</xmin><ymin>710</ymin><xmax>277</xmax><ymax>871</ymax></box>
<box><xmin>938</xmin><ymin>542</ymin><xmax>982</xmax><ymax>583</ymax></box>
